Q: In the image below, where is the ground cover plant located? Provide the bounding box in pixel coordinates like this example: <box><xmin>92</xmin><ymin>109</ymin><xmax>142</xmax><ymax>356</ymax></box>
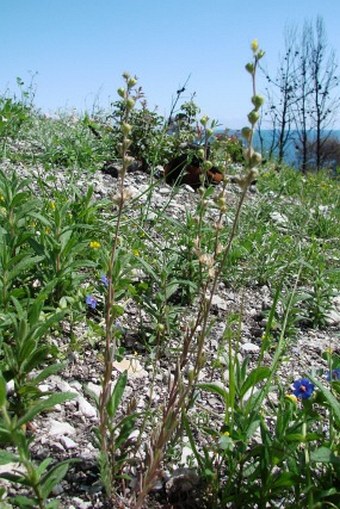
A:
<box><xmin>0</xmin><ymin>42</ymin><xmax>339</xmax><ymax>509</ymax></box>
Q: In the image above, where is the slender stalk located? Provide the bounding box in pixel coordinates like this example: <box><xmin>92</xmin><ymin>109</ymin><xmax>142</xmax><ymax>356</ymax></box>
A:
<box><xmin>98</xmin><ymin>74</ymin><xmax>137</xmax><ymax>466</ymax></box>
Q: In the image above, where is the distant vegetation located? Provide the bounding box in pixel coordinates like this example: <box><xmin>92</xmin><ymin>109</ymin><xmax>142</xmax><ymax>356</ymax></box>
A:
<box><xmin>260</xmin><ymin>16</ymin><xmax>340</xmax><ymax>173</ymax></box>
<box><xmin>0</xmin><ymin>41</ymin><xmax>339</xmax><ymax>509</ymax></box>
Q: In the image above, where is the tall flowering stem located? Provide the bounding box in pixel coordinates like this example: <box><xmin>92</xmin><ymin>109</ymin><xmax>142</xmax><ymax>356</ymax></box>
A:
<box><xmin>99</xmin><ymin>73</ymin><xmax>137</xmax><ymax>458</ymax></box>
<box><xmin>186</xmin><ymin>41</ymin><xmax>266</xmax><ymax>392</ymax></box>
<box><xmin>133</xmin><ymin>42</ymin><xmax>266</xmax><ymax>508</ymax></box>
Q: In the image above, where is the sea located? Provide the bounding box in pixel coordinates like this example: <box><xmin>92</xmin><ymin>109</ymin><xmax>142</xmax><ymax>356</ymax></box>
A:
<box><xmin>224</xmin><ymin>129</ymin><xmax>340</xmax><ymax>169</ymax></box>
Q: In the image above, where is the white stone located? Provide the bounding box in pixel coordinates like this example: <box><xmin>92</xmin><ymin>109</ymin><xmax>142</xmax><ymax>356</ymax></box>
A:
<box><xmin>240</xmin><ymin>342</ymin><xmax>260</xmax><ymax>354</ymax></box>
<box><xmin>325</xmin><ymin>309</ymin><xmax>340</xmax><ymax>326</ymax></box>
<box><xmin>211</xmin><ymin>295</ymin><xmax>228</xmax><ymax>311</ymax></box>
<box><xmin>77</xmin><ymin>396</ymin><xmax>97</xmax><ymax>418</ymax></box>
<box><xmin>70</xmin><ymin>497</ymin><xmax>92</xmax><ymax>509</ymax></box>
<box><xmin>332</xmin><ymin>294</ymin><xmax>340</xmax><ymax>311</ymax></box>
<box><xmin>270</xmin><ymin>211</ymin><xmax>288</xmax><ymax>225</ymax></box>
<box><xmin>60</xmin><ymin>436</ymin><xmax>78</xmax><ymax>449</ymax></box>
<box><xmin>49</xmin><ymin>420</ymin><xmax>76</xmax><ymax>436</ymax></box>
<box><xmin>180</xmin><ymin>446</ymin><xmax>196</xmax><ymax>465</ymax></box>
<box><xmin>37</xmin><ymin>384</ymin><xmax>50</xmax><ymax>393</ymax></box>
<box><xmin>86</xmin><ymin>382</ymin><xmax>101</xmax><ymax>399</ymax></box>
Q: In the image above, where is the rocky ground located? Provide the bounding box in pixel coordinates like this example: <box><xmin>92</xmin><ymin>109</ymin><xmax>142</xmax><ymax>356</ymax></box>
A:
<box><xmin>1</xmin><ymin>159</ymin><xmax>339</xmax><ymax>508</ymax></box>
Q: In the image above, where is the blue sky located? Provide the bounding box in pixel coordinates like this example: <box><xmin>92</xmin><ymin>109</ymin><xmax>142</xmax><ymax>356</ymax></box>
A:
<box><xmin>2</xmin><ymin>0</ymin><xmax>340</xmax><ymax>128</ymax></box>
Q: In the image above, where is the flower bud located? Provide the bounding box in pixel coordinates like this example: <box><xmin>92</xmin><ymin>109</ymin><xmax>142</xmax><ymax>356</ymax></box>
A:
<box><xmin>251</xmin><ymin>95</ymin><xmax>264</xmax><ymax>109</ymax></box>
<box><xmin>124</xmin><ymin>155</ymin><xmax>134</xmax><ymax>165</ymax></box>
<box><xmin>122</xmin><ymin>71</ymin><xmax>131</xmax><ymax>81</ymax></box>
<box><xmin>127</xmin><ymin>76</ymin><xmax>137</xmax><ymax>87</ymax></box>
<box><xmin>257</xmin><ymin>50</ymin><xmax>265</xmax><ymax>59</ymax></box>
<box><xmin>285</xmin><ymin>394</ymin><xmax>298</xmax><ymax>404</ymax></box>
<box><xmin>251</xmin><ymin>39</ymin><xmax>259</xmax><ymax>53</ymax></box>
<box><xmin>117</xmin><ymin>143</ymin><xmax>123</xmax><ymax>156</ymax></box>
<box><xmin>247</xmin><ymin>110</ymin><xmax>260</xmax><ymax>125</ymax></box>
<box><xmin>156</xmin><ymin>323</ymin><xmax>165</xmax><ymax>333</ymax></box>
<box><xmin>121</xmin><ymin>122</ymin><xmax>132</xmax><ymax>135</ymax></box>
<box><xmin>250</xmin><ymin>151</ymin><xmax>262</xmax><ymax>166</ymax></box>
<box><xmin>117</xmin><ymin>87</ymin><xmax>126</xmax><ymax>98</ymax></box>
<box><xmin>241</xmin><ymin>127</ymin><xmax>252</xmax><ymax>142</ymax></box>
<box><xmin>202</xmin><ymin>160</ymin><xmax>213</xmax><ymax>171</ymax></box>
<box><xmin>245</xmin><ymin>63</ymin><xmax>255</xmax><ymax>74</ymax></box>
<box><xmin>197</xmin><ymin>148</ymin><xmax>205</xmax><ymax>159</ymax></box>
<box><xmin>206</xmin><ymin>128</ymin><xmax>213</xmax><ymax>137</ymax></box>
<box><xmin>125</xmin><ymin>97</ymin><xmax>135</xmax><ymax>110</ymax></box>
<box><xmin>200</xmin><ymin>115</ymin><xmax>209</xmax><ymax>126</ymax></box>
<box><xmin>216</xmin><ymin>195</ymin><xmax>226</xmax><ymax>210</ymax></box>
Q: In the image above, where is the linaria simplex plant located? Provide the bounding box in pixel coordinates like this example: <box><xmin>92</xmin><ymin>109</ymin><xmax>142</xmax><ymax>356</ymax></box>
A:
<box><xmin>131</xmin><ymin>40</ymin><xmax>266</xmax><ymax>509</ymax></box>
<box><xmin>95</xmin><ymin>72</ymin><xmax>140</xmax><ymax>500</ymax></box>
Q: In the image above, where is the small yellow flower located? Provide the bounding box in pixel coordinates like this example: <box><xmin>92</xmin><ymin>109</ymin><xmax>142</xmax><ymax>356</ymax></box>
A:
<box><xmin>251</xmin><ymin>39</ymin><xmax>259</xmax><ymax>52</ymax></box>
<box><xmin>89</xmin><ymin>241</ymin><xmax>101</xmax><ymax>249</ymax></box>
<box><xmin>44</xmin><ymin>227</ymin><xmax>51</xmax><ymax>234</ymax></box>
<box><xmin>285</xmin><ymin>394</ymin><xmax>298</xmax><ymax>404</ymax></box>
<box><xmin>49</xmin><ymin>201</ymin><xmax>56</xmax><ymax>210</ymax></box>
<box><xmin>324</xmin><ymin>347</ymin><xmax>333</xmax><ymax>355</ymax></box>
<box><xmin>132</xmin><ymin>249</ymin><xmax>140</xmax><ymax>257</ymax></box>
<box><xmin>0</xmin><ymin>193</ymin><xmax>4</xmax><ymax>202</ymax></box>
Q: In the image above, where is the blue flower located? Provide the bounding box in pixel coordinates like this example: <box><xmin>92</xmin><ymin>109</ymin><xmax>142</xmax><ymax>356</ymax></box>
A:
<box><xmin>326</xmin><ymin>368</ymin><xmax>340</xmax><ymax>382</ymax></box>
<box><xmin>86</xmin><ymin>295</ymin><xmax>97</xmax><ymax>309</ymax></box>
<box><xmin>100</xmin><ymin>274</ymin><xmax>109</xmax><ymax>287</ymax></box>
<box><xmin>292</xmin><ymin>378</ymin><xmax>315</xmax><ymax>400</ymax></box>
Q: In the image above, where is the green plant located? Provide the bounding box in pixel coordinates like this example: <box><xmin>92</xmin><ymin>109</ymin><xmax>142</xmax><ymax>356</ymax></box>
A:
<box><xmin>185</xmin><ymin>286</ymin><xmax>340</xmax><ymax>508</ymax></box>
<box><xmin>94</xmin><ymin>72</ymin><xmax>142</xmax><ymax>501</ymax></box>
<box><xmin>0</xmin><ymin>372</ymin><xmax>76</xmax><ymax>509</ymax></box>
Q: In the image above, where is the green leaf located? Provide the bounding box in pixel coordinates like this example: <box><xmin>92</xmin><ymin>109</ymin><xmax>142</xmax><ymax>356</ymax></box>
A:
<box><xmin>45</xmin><ymin>500</ymin><xmax>60</xmax><ymax>509</ymax></box>
<box><xmin>8</xmin><ymin>256</ymin><xmax>44</xmax><ymax>281</ymax></box>
<box><xmin>107</xmin><ymin>371</ymin><xmax>127</xmax><ymax>419</ymax></box>
<box><xmin>11</xmin><ymin>495</ymin><xmax>38</xmax><ymax>508</ymax></box>
<box><xmin>0</xmin><ymin>373</ymin><xmax>6</xmax><ymax>406</ymax></box>
<box><xmin>35</xmin><ymin>457</ymin><xmax>54</xmax><ymax>478</ymax></box>
<box><xmin>33</xmin><ymin>363</ymin><xmax>66</xmax><ymax>385</ymax></box>
<box><xmin>198</xmin><ymin>382</ymin><xmax>229</xmax><ymax>405</ymax></box>
<box><xmin>114</xmin><ymin>414</ymin><xmax>138</xmax><ymax>449</ymax></box>
<box><xmin>271</xmin><ymin>471</ymin><xmax>295</xmax><ymax>489</ymax></box>
<box><xmin>21</xmin><ymin>346</ymin><xmax>50</xmax><ymax>374</ymax></box>
<box><xmin>308</xmin><ymin>373</ymin><xmax>340</xmax><ymax>425</ymax></box>
<box><xmin>311</xmin><ymin>446</ymin><xmax>340</xmax><ymax>465</ymax></box>
<box><xmin>182</xmin><ymin>414</ymin><xmax>205</xmax><ymax>470</ymax></box>
<box><xmin>240</xmin><ymin>367</ymin><xmax>271</xmax><ymax>399</ymax></box>
<box><xmin>245</xmin><ymin>418</ymin><xmax>261</xmax><ymax>441</ymax></box>
<box><xmin>31</xmin><ymin>311</ymin><xmax>66</xmax><ymax>342</ymax></box>
<box><xmin>0</xmin><ymin>450</ymin><xmax>19</xmax><ymax>465</ymax></box>
<box><xmin>40</xmin><ymin>460</ymin><xmax>72</xmax><ymax>499</ymax></box>
<box><xmin>17</xmin><ymin>392</ymin><xmax>76</xmax><ymax>428</ymax></box>
<box><xmin>164</xmin><ymin>283</ymin><xmax>179</xmax><ymax>300</ymax></box>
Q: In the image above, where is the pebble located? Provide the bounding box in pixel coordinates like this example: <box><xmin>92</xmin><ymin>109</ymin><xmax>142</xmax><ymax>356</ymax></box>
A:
<box><xmin>70</xmin><ymin>497</ymin><xmax>95</xmax><ymax>509</ymax></box>
<box><xmin>60</xmin><ymin>436</ymin><xmax>78</xmax><ymax>449</ymax></box>
<box><xmin>240</xmin><ymin>342</ymin><xmax>261</xmax><ymax>354</ymax></box>
<box><xmin>270</xmin><ymin>211</ymin><xmax>288</xmax><ymax>226</ymax></box>
<box><xmin>77</xmin><ymin>396</ymin><xmax>97</xmax><ymax>419</ymax></box>
<box><xmin>325</xmin><ymin>309</ymin><xmax>340</xmax><ymax>325</ymax></box>
<box><xmin>211</xmin><ymin>294</ymin><xmax>228</xmax><ymax>311</ymax></box>
<box><xmin>86</xmin><ymin>382</ymin><xmax>101</xmax><ymax>399</ymax></box>
<box><xmin>49</xmin><ymin>420</ymin><xmax>76</xmax><ymax>436</ymax></box>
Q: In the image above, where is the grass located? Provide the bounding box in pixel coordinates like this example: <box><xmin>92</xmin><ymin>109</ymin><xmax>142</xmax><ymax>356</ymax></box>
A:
<box><xmin>0</xmin><ymin>51</ymin><xmax>339</xmax><ymax>508</ymax></box>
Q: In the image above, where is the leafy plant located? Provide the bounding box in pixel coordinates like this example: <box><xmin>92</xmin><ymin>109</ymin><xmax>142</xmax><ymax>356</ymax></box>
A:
<box><xmin>0</xmin><ymin>372</ymin><xmax>76</xmax><ymax>509</ymax></box>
